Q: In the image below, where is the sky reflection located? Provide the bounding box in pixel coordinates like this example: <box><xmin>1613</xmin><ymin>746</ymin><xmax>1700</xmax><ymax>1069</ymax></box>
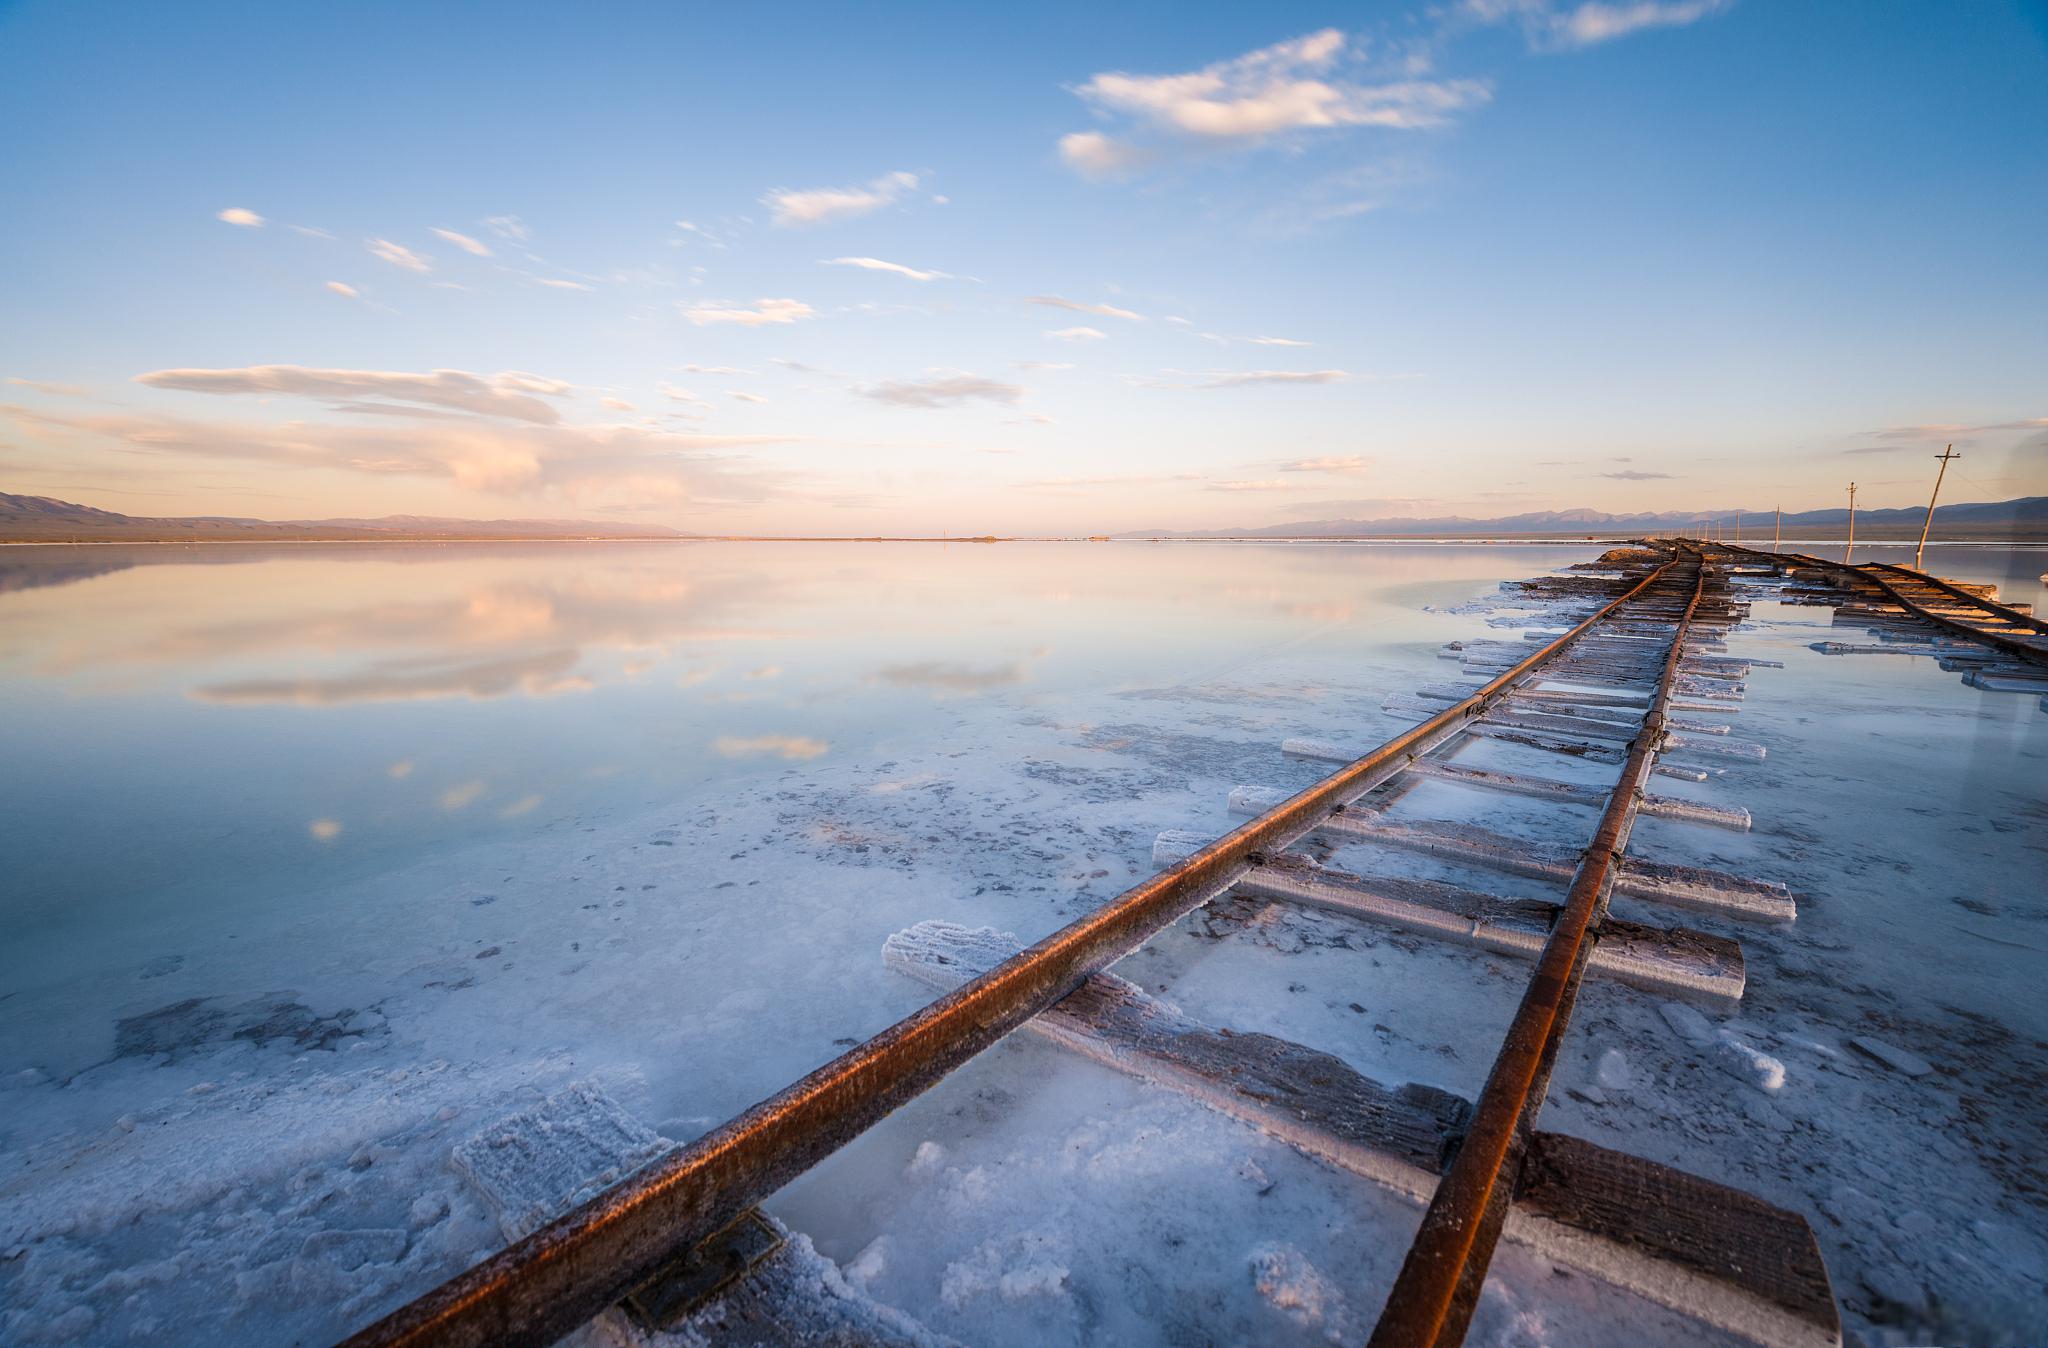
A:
<box><xmin>0</xmin><ymin>539</ymin><xmax>1570</xmax><ymax>952</ymax></box>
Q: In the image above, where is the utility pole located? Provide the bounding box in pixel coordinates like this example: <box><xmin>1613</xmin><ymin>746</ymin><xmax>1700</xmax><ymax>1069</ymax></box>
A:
<box><xmin>1772</xmin><ymin>505</ymin><xmax>1781</xmax><ymax>553</ymax></box>
<box><xmin>1845</xmin><ymin>482</ymin><xmax>1858</xmax><ymax>562</ymax></box>
<box><xmin>1913</xmin><ymin>444</ymin><xmax>1960</xmax><ymax>571</ymax></box>
<box><xmin>1734</xmin><ymin>513</ymin><xmax>1741</xmax><ymax>544</ymax></box>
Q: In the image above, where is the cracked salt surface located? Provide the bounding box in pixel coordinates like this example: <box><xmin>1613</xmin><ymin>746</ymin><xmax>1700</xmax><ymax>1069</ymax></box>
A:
<box><xmin>1</xmin><ymin>541</ymin><xmax>2043</xmax><ymax>1346</ymax></box>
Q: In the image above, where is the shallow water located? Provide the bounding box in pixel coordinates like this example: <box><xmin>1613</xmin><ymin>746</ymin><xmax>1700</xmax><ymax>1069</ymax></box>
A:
<box><xmin>1</xmin><ymin>539</ymin><xmax>2042</xmax><ymax>1347</ymax></box>
<box><xmin>1</xmin><ymin>540</ymin><xmax>1570</xmax><ymax>989</ymax></box>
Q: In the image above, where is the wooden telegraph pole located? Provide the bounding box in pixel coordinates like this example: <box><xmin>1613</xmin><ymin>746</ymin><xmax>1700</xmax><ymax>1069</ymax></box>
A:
<box><xmin>1914</xmin><ymin>444</ymin><xmax>1960</xmax><ymax>571</ymax></box>
<box><xmin>1772</xmin><ymin>505</ymin><xmax>1781</xmax><ymax>553</ymax></box>
<box><xmin>1846</xmin><ymin>482</ymin><xmax>1858</xmax><ymax>562</ymax></box>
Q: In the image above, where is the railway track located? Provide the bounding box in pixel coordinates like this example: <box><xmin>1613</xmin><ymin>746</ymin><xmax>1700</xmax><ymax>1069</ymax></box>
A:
<box><xmin>1724</xmin><ymin>543</ymin><xmax>2048</xmax><ymax>697</ymax></box>
<box><xmin>341</xmin><ymin>540</ymin><xmax>1842</xmax><ymax>1348</ymax></box>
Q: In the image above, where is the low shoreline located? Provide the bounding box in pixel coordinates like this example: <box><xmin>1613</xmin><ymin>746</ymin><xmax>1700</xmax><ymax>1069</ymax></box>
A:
<box><xmin>4</xmin><ymin>534</ymin><xmax>2043</xmax><ymax>548</ymax></box>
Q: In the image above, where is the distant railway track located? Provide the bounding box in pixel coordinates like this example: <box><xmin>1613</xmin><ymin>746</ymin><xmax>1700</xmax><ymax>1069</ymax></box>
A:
<box><xmin>344</xmin><ymin>540</ymin><xmax>1852</xmax><ymax>1348</ymax></box>
<box><xmin>1732</xmin><ymin>544</ymin><xmax>2048</xmax><ymax>669</ymax></box>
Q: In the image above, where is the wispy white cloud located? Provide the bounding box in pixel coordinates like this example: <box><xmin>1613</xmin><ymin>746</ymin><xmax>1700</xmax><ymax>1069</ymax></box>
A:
<box><xmin>1282</xmin><ymin>454</ymin><xmax>1371</xmax><ymax>474</ymax></box>
<box><xmin>218</xmin><ymin>207</ymin><xmax>264</xmax><ymax>228</ymax></box>
<box><xmin>135</xmin><ymin>364</ymin><xmax>570</xmax><ymax>423</ymax></box>
<box><xmin>431</xmin><ymin>227</ymin><xmax>493</xmax><ymax>257</ymax></box>
<box><xmin>367</xmin><ymin>238</ymin><xmax>431</xmax><ymax>273</ymax></box>
<box><xmin>682</xmin><ymin>297</ymin><xmax>815</xmax><ymax>327</ymax></box>
<box><xmin>672</xmin><ymin>219</ymin><xmax>732</xmax><ymax>250</ymax></box>
<box><xmin>484</xmin><ymin>215</ymin><xmax>529</xmax><ymax>241</ymax></box>
<box><xmin>1250</xmin><ymin>335</ymin><xmax>1313</xmax><ymax>347</ymax></box>
<box><xmin>1207</xmin><ymin>479</ymin><xmax>1291</xmax><ymax>492</ymax></box>
<box><xmin>5</xmin><ymin>396</ymin><xmax>797</xmax><ymax>506</ymax></box>
<box><xmin>1849</xmin><ymin>417</ymin><xmax>2048</xmax><ymax>452</ymax></box>
<box><xmin>1027</xmin><ymin>295</ymin><xmax>1144</xmax><ymax>321</ymax></box>
<box><xmin>763</xmin><ymin>171</ymin><xmax>919</xmax><ymax>226</ymax></box>
<box><xmin>822</xmin><ymin>256</ymin><xmax>952</xmax><ymax>282</ymax></box>
<box><xmin>1044</xmin><ymin>326</ymin><xmax>1107</xmax><ymax>343</ymax></box>
<box><xmin>536</xmin><ymin>277</ymin><xmax>592</xmax><ymax>291</ymax></box>
<box><xmin>600</xmin><ymin>396</ymin><xmax>637</xmax><ymax>412</ymax></box>
<box><xmin>1015</xmin><ymin>361</ymin><xmax>1075</xmax><ymax>371</ymax></box>
<box><xmin>770</xmin><ymin>357</ymin><xmax>847</xmax><ymax>378</ymax></box>
<box><xmin>1061</xmin><ymin>29</ymin><xmax>1490</xmax><ymax>171</ymax></box>
<box><xmin>1466</xmin><ymin>0</ymin><xmax>1732</xmax><ymax>49</ymax></box>
<box><xmin>495</xmin><ymin>372</ymin><xmax>574</xmax><ymax>396</ymax></box>
<box><xmin>680</xmin><ymin>364</ymin><xmax>755</xmax><ymax>375</ymax></box>
<box><xmin>1149</xmin><ymin>368</ymin><xmax>1415</xmax><ymax>390</ymax></box>
<box><xmin>324</xmin><ymin>281</ymin><xmax>360</xmax><ymax>299</ymax></box>
<box><xmin>859</xmin><ymin>372</ymin><xmax>1024</xmax><ymax>409</ymax></box>
<box><xmin>1057</xmin><ymin>131</ymin><xmax>1152</xmax><ymax>178</ymax></box>
<box><xmin>1199</xmin><ymin>369</ymin><xmax>1352</xmax><ymax>388</ymax></box>
<box><xmin>1248</xmin><ymin>158</ymin><xmax>1431</xmax><ymax>235</ymax></box>
<box><xmin>729</xmin><ymin>390</ymin><xmax>769</xmax><ymax>404</ymax></box>
<box><xmin>7</xmin><ymin>377</ymin><xmax>89</xmax><ymax>397</ymax></box>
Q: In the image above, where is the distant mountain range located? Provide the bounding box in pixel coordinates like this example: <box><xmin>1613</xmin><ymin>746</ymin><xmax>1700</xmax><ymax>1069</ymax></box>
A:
<box><xmin>5</xmin><ymin>490</ymin><xmax>2044</xmax><ymax>544</ymax></box>
<box><xmin>0</xmin><ymin>493</ymin><xmax>688</xmax><ymax>542</ymax></box>
<box><xmin>1121</xmin><ymin>497</ymin><xmax>2048</xmax><ymax>542</ymax></box>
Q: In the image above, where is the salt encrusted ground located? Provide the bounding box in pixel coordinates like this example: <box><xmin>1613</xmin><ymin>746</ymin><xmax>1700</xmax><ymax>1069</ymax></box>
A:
<box><xmin>3</xmin><ymin>555</ymin><xmax>2044</xmax><ymax>1347</ymax></box>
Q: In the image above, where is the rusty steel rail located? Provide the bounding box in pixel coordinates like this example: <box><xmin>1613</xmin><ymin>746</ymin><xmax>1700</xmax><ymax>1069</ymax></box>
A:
<box><xmin>1367</xmin><ymin>548</ymin><xmax>1708</xmax><ymax>1348</ymax></box>
<box><xmin>1859</xmin><ymin>560</ymin><xmax>2048</xmax><ymax>636</ymax></box>
<box><xmin>1728</xmin><ymin>543</ymin><xmax>2048</xmax><ymax>667</ymax></box>
<box><xmin>338</xmin><ymin>550</ymin><xmax>1688</xmax><ymax>1348</ymax></box>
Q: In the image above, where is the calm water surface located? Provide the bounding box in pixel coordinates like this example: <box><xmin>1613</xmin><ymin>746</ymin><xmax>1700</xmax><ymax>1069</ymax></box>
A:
<box><xmin>2</xmin><ymin>540</ymin><xmax>1600</xmax><ymax>1007</ymax></box>
<box><xmin>3</xmin><ymin>539</ymin><xmax>2037</xmax><ymax>957</ymax></box>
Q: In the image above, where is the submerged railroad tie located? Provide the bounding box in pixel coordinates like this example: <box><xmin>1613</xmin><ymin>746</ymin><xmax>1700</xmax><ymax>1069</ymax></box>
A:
<box><xmin>1207</xmin><ymin>789</ymin><xmax>1788</xmax><ymax>919</ymax></box>
<box><xmin>885</xmin><ymin>922</ymin><xmax>1834</xmax><ymax>1348</ymax></box>
<box><xmin>1149</xmin><ymin>836</ymin><xmax>1747</xmax><ymax>1005</ymax></box>
<box><xmin>1360</xmin><ymin>545</ymin><xmax>1803</xmax><ymax>1348</ymax></box>
<box><xmin>337</xmin><ymin>543</ymin><xmax>1834</xmax><ymax>1348</ymax></box>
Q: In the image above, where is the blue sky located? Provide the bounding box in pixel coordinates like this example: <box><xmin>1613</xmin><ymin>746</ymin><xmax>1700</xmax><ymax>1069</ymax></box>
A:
<box><xmin>2</xmin><ymin>0</ymin><xmax>2043</xmax><ymax>532</ymax></box>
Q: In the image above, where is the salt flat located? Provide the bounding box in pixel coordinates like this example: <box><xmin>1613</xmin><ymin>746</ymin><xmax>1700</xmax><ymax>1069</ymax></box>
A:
<box><xmin>1</xmin><ymin>541</ymin><xmax>2043</xmax><ymax>1346</ymax></box>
